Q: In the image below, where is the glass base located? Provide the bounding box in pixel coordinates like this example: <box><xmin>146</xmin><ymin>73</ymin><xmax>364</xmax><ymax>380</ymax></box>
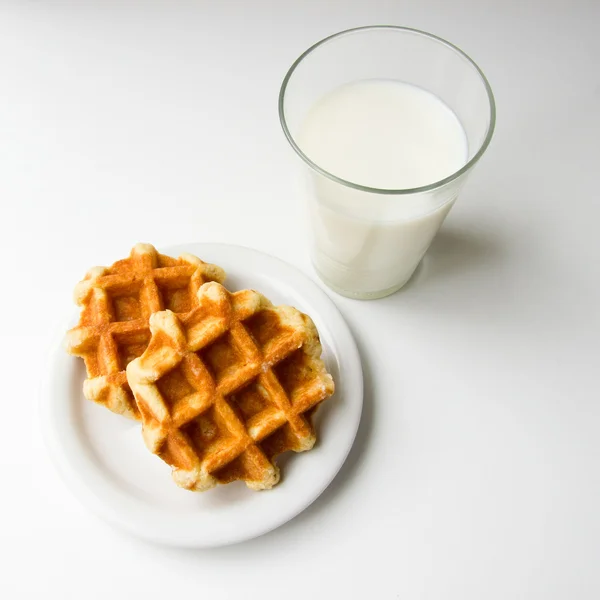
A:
<box><xmin>312</xmin><ymin>262</ymin><xmax>414</xmax><ymax>300</ymax></box>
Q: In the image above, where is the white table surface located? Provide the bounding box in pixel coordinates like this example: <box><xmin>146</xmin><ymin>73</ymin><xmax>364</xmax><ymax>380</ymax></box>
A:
<box><xmin>3</xmin><ymin>1</ymin><xmax>599</xmax><ymax>599</ymax></box>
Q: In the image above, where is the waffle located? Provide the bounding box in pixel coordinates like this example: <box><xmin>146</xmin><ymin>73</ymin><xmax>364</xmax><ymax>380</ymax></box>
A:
<box><xmin>126</xmin><ymin>281</ymin><xmax>335</xmax><ymax>491</ymax></box>
<box><xmin>65</xmin><ymin>244</ymin><xmax>226</xmax><ymax>420</ymax></box>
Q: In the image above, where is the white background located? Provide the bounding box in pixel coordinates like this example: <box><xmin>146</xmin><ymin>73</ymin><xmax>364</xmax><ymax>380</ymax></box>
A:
<box><xmin>2</xmin><ymin>1</ymin><xmax>599</xmax><ymax>598</ymax></box>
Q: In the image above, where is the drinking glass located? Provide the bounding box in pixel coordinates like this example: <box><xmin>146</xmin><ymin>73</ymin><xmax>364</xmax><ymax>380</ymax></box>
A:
<box><xmin>279</xmin><ymin>26</ymin><xmax>496</xmax><ymax>299</ymax></box>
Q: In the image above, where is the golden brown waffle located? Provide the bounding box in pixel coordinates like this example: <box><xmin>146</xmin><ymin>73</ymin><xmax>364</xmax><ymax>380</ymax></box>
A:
<box><xmin>65</xmin><ymin>244</ymin><xmax>226</xmax><ymax>420</ymax></box>
<box><xmin>126</xmin><ymin>281</ymin><xmax>335</xmax><ymax>491</ymax></box>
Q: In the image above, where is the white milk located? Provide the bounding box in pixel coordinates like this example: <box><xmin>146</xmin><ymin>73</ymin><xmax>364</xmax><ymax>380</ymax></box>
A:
<box><xmin>297</xmin><ymin>80</ymin><xmax>468</xmax><ymax>297</ymax></box>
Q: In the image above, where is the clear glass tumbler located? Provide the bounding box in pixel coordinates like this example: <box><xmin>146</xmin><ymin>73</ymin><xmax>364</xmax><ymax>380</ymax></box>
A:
<box><xmin>279</xmin><ymin>26</ymin><xmax>496</xmax><ymax>299</ymax></box>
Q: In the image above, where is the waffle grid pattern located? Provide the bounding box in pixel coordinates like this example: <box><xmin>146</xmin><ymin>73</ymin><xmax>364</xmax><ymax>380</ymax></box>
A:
<box><xmin>127</xmin><ymin>282</ymin><xmax>334</xmax><ymax>491</ymax></box>
<box><xmin>65</xmin><ymin>244</ymin><xmax>225</xmax><ymax>419</ymax></box>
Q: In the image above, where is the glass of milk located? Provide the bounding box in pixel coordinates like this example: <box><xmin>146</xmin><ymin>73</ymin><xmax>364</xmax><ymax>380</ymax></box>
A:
<box><xmin>279</xmin><ymin>26</ymin><xmax>496</xmax><ymax>299</ymax></box>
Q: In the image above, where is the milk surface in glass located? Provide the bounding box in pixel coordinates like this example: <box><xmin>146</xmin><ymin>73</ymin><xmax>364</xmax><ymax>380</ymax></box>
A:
<box><xmin>297</xmin><ymin>79</ymin><xmax>468</xmax><ymax>296</ymax></box>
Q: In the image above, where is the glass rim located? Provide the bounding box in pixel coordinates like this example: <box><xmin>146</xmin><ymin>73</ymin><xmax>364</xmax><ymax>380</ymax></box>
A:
<box><xmin>278</xmin><ymin>25</ymin><xmax>497</xmax><ymax>196</ymax></box>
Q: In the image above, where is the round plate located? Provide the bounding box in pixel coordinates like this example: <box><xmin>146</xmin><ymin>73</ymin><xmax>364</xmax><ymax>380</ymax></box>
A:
<box><xmin>41</xmin><ymin>244</ymin><xmax>363</xmax><ymax>548</ymax></box>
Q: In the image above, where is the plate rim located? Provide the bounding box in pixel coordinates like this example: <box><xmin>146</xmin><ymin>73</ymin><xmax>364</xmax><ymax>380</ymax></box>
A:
<box><xmin>41</xmin><ymin>243</ymin><xmax>363</xmax><ymax>548</ymax></box>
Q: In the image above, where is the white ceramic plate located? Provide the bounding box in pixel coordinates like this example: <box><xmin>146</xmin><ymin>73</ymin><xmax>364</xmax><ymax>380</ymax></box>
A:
<box><xmin>41</xmin><ymin>244</ymin><xmax>363</xmax><ymax>548</ymax></box>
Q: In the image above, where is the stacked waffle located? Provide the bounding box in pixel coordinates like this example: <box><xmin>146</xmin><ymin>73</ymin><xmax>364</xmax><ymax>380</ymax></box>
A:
<box><xmin>66</xmin><ymin>244</ymin><xmax>335</xmax><ymax>492</ymax></box>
